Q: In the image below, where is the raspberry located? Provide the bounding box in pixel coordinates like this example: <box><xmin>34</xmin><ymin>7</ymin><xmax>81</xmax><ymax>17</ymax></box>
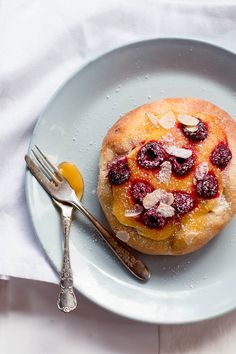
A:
<box><xmin>131</xmin><ymin>181</ymin><xmax>154</xmax><ymax>204</ymax></box>
<box><xmin>137</xmin><ymin>141</ymin><xmax>166</xmax><ymax>169</ymax></box>
<box><xmin>172</xmin><ymin>192</ymin><xmax>195</xmax><ymax>215</ymax></box>
<box><xmin>196</xmin><ymin>172</ymin><xmax>219</xmax><ymax>199</ymax></box>
<box><xmin>141</xmin><ymin>206</ymin><xmax>167</xmax><ymax>229</ymax></box>
<box><xmin>210</xmin><ymin>142</ymin><xmax>232</xmax><ymax>169</ymax></box>
<box><xmin>108</xmin><ymin>157</ymin><xmax>131</xmax><ymax>185</ymax></box>
<box><xmin>182</xmin><ymin>120</ymin><xmax>208</xmax><ymax>142</ymax></box>
<box><xmin>169</xmin><ymin>155</ymin><xmax>194</xmax><ymax>176</ymax></box>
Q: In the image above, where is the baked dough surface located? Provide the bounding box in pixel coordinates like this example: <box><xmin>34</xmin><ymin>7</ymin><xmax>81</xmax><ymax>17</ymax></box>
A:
<box><xmin>98</xmin><ymin>98</ymin><xmax>236</xmax><ymax>255</ymax></box>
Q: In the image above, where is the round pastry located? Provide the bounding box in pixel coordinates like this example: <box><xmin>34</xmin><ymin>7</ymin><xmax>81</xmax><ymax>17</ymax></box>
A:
<box><xmin>98</xmin><ymin>98</ymin><xmax>236</xmax><ymax>255</ymax></box>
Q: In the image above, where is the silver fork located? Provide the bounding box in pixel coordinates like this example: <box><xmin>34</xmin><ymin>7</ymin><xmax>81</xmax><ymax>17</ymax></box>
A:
<box><xmin>25</xmin><ymin>146</ymin><xmax>150</xmax><ymax>282</ymax></box>
<box><xmin>53</xmin><ymin>199</ymin><xmax>77</xmax><ymax>313</ymax></box>
<box><xmin>31</xmin><ymin>147</ymin><xmax>77</xmax><ymax>312</ymax></box>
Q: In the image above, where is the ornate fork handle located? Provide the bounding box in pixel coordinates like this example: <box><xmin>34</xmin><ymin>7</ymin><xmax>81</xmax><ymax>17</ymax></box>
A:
<box><xmin>54</xmin><ymin>201</ymin><xmax>77</xmax><ymax>312</ymax></box>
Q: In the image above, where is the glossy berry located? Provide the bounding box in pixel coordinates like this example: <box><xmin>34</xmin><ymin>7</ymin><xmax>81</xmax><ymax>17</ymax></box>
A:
<box><xmin>196</xmin><ymin>172</ymin><xmax>219</xmax><ymax>199</ymax></box>
<box><xmin>172</xmin><ymin>192</ymin><xmax>195</xmax><ymax>215</ymax></box>
<box><xmin>182</xmin><ymin>120</ymin><xmax>208</xmax><ymax>142</ymax></box>
<box><xmin>210</xmin><ymin>142</ymin><xmax>232</xmax><ymax>169</ymax></box>
<box><xmin>137</xmin><ymin>141</ymin><xmax>166</xmax><ymax>169</ymax></box>
<box><xmin>131</xmin><ymin>181</ymin><xmax>154</xmax><ymax>204</ymax></box>
<box><xmin>169</xmin><ymin>155</ymin><xmax>194</xmax><ymax>176</ymax></box>
<box><xmin>108</xmin><ymin>157</ymin><xmax>131</xmax><ymax>185</ymax></box>
<box><xmin>141</xmin><ymin>206</ymin><xmax>166</xmax><ymax>229</ymax></box>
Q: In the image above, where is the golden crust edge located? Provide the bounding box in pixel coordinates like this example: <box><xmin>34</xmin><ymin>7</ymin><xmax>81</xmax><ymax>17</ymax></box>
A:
<box><xmin>98</xmin><ymin>98</ymin><xmax>236</xmax><ymax>255</ymax></box>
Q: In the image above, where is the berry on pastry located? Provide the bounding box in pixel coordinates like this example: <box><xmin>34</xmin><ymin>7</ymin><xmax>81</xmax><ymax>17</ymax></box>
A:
<box><xmin>98</xmin><ymin>98</ymin><xmax>236</xmax><ymax>255</ymax></box>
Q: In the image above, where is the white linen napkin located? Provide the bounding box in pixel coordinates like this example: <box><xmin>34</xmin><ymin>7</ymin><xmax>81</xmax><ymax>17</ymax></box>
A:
<box><xmin>1</xmin><ymin>0</ymin><xmax>236</xmax><ymax>283</ymax></box>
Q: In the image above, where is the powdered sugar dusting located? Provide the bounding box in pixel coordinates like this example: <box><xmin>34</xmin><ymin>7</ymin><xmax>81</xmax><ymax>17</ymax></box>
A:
<box><xmin>159</xmin><ymin>161</ymin><xmax>172</xmax><ymax>184</ymax></box>
<box><xmin>221</xmin><ymin>170</ymin><xmax>228</xmax><ymax>186</ymax></box>
<box><xmin>212</xmin><ymin>195</ymin><xmax>229</xmax><ymax>215</ymax></box>
<box><xmin>162</xmin><ymin>133</ymin><xmax>176</xmax><ymax>144</ymax></box>
<box><xmin>184</xmin><ymin>234</ymin><xmax>195</xmax><ymax>246</ymax></box>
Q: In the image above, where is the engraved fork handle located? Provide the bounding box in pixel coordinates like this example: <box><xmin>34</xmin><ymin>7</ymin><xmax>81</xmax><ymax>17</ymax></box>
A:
<box><xmin>54</xmin><ymin>200</ymin><xmax>77</xmax><ymax>312</ymax></box>
<box><xmin>71</xmin><ymin>199</ymin><xmax>150</xmax><ymax>281</ymax></box>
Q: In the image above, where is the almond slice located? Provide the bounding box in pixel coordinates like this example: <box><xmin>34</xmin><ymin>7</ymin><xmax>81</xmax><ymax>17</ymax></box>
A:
<box><xmin>158</xmin><ymin>112</ymin><xmax>176</xmax><ymax>129</ymax></box>
<box><xmin>157</xmin><ymin>203</ymin><xmax>175</xmax><ymax>218</ymax></box>
<box><xmin>195</xmin><ymin>162</ymin><xmax>209</xmax><ymax>180</ymax></box>
<box><xmin>159</xmin><ymin>161</ymin><xmax>172</xmax><ymax>184</ymax></box>
<box><xmin>212</xmin><ymin>195</ymin><xmax>229</xmax><ymax>215</ymax></box>
<box><xmin>143</xmin><ymin>189</ymin><xmax>164</xmax><ymax>209</ymax></box>
<box><xmin>178</xmin><ymin>114</ymin><xmax>199</xmax><ymax>126</ymax></box>
<box><xmin>146</xmin><ymin>112</ymin><xmax>159</xmax><ymax>127</ymax></box>
<box><xmin>164</xmin><ymin>145</ymin><xmax>192</xmax><ymax>159</ymax></box>
<box><xmin>160</xmin><ymin>191</ymin><xmax>174</xmax><ymax>205</ymax></box>
<box><xmin>116</xmin><ymin>230</ymin><xmax>130</xmax><ymax>242</ymax></box>
<box><xmin>143</xmin><ymin>189</ymin><xmax>174</xmax><ymax>209</ymax></box>
<box><xmin>125</xmin><ymin>204</ymin><xmax>143</xmax><ymax>217</ymax></box>
<box><xmin>184</xmin><ymin>126</ymin><xmax>198</xmax><ymax>132</ymax></box>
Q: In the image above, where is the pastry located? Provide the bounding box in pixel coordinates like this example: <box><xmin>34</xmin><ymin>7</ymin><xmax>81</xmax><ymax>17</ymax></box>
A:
<box><xmin>98</xmin><ymin>98</ymin><xmax>236</xmax><ymax>255</ymax></box>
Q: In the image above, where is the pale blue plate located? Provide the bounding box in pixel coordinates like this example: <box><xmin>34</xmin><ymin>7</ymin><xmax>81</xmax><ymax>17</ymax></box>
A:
<box><xmin>25</xmin><ymin>38</ymin><xmax>236</xmax><ymax>323</ymax></box>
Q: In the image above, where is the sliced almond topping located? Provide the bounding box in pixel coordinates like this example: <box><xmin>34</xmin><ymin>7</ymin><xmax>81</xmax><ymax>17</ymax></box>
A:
<box><xmin>159</xmin><ymin>161</ymin><xmax>172</xmax><ymax>184</ymax></box>
<box><xmin>157</xmin><ymin>203</ymin><xmax>175</xmax><ymax>218</ymax></box>
<box><xmin>212</xmin><ymin>195</ymin><xmax>229</xmax><ymax>215</ymax></box>
<box><xmin>143</xmin><ymin>189</ymin><xmax>174</xmax><ymax>209</ymax></box>
<box><xmin>160</xmin><ymin>191</ymin><xmax>174</xmax><ymax>205</ymax></box>
<box><xmin>184</xmin><ymin>126</ymin><xmax>198</xmax><ymax>132</ymax></box>
<box><xmin>178</xmin><ymin>114</ymin><xmax>199</xmax><ymax>126</ymax></box>
<box><xmin>158</xmin><ymin>112</ymin><xmax>176</xmax><ymax>129</ymax></box>
<box><xmin>146</xmin><ymin>113</ymin><xmax>159</xmax><ymax>127</ymax></box>
<box><xmin>125</xmin><ymin>204</ymin><xmax>143</xmax><ymax>217</ymax></box>
<box><xmin>116</xmin><ymin>230</ymin><xmax>130</xmax><ymax>242</ymax></box>
<box><xmin>143</xmin><ymin>189</ymin><xmax>164</xmax><ymax>209</ymax></box>
<box><xmin>164</xmin><ymin>145</ymin><xmax>192</xmax><ymax>159</ymax></box>
<box><xmin>195</xmin><ymin>162</ymin><xmax>209</xmax><ymax>180</ymax></box>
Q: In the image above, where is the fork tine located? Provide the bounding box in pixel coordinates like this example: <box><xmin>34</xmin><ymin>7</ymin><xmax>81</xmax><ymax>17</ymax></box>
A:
<box><xmin>25</xmin><ymin>155</ymin><xmax>57</xmax><ymax>195</ymax></box>
<box><xmin>34</xmin><ymin>145</ymin><xmax>62</xmax><ymax>179</ymax></box>
<box><xmin>32</xmin><ymin>148</ymin><xmax>59</xmax><ymax>185</ymax></box>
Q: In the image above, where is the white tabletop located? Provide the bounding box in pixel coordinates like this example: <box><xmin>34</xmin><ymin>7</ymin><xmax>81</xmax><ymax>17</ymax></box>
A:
<box><xmin>0</xmin><ymin>278</ymin><xmax>158</xmax><ymax>354</ymax></box>
<box><xmin>2</xmin><ymin>277</ymin><xmax>236</xmax><ymax>354</ymax></box>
